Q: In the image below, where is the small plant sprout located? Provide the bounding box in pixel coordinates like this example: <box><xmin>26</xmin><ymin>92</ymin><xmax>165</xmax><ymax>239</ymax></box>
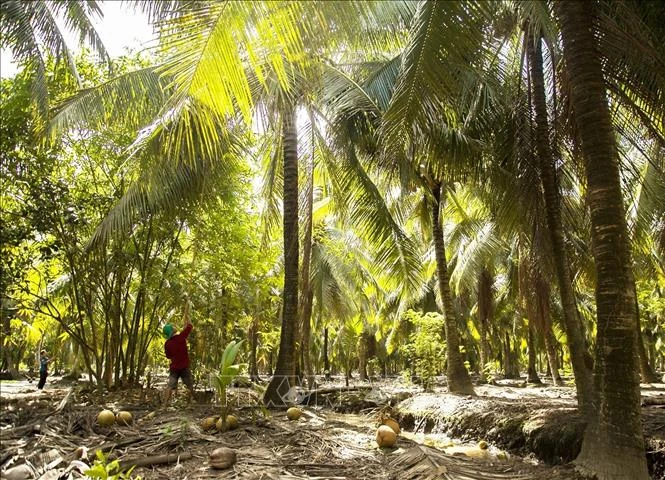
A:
<box><xmin>211</xmin><ymin>340</ymin><xmax>245</xmax><ymax>431</ymax></box>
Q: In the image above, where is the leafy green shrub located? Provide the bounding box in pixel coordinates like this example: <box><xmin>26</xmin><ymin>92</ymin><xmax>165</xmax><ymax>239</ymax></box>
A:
<box><xmin>402</xmin><ymin>310</ymin><xmax>446</xmax><ymax>392</ymax></box>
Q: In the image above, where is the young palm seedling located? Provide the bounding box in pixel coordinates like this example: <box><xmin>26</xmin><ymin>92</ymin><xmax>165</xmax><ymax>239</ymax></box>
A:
<box><xmin>211</xmin><ymin>340</ymin><xmax>245</xmax><ymax>432</ymax></box>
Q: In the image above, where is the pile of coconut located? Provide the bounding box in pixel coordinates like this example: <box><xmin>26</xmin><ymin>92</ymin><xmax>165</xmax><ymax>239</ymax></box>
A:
<box><xmin>376</xmin><ymin>416</ymin><xmax>400</xmax><ymax>448</ymax></box>
<box><xmin>96</xmin><ymin>409</ymin><xmax>133</xmax><ymax>427</ymax></box>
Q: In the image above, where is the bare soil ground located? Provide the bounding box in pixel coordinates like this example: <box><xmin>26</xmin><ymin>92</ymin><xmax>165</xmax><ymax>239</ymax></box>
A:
<box><xmin>0</xmin><ymin>375</ymin><xmax>662</xmax><ymax>479</ymax></box>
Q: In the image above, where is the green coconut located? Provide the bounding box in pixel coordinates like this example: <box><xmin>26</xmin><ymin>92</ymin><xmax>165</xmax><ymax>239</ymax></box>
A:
<box><xmin>216</xmin><ymin>417</ymin><xmax>230</xmax><ymax>432</ymax></box>
<box><xmin>226</xmin><ymin>414</ymin><xmax>239</xmax><ymax>430</ymax></box>
<box><xmin>97</xmin><ymin>409</ymin><xmax>115</xmax><ymax>427</ymax></box>
<box><xmin>286</xmin><ymin>407</ymin><xmax>302</xmax><ymax>420</ymax></box>
<box><xmin>200</xmin><ymin>416</ymin><xmax>218</xmax><ymax>430</ymax></box>
<box><xmin>116</xmin><ymin>411</ymin><xmax>133</xmax><ymax>426</ymax></box>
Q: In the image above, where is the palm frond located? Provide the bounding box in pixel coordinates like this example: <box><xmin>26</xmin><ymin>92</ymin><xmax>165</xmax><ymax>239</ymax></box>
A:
<box><xmin>258</xmin><ymin>130</ymin><xmax>283</xmax><ymax>250</ymax></box>
<box><xmin>382</xmin><ymin>0</ymin><xmax>492</xmax><ymax>148</ymax></box>
<box><xmin>0</xmin><ymin>0</ymin><xmax>109</xmax><ymax>119</ymax></box>
<box><xmin>90</xmin><ymin>103</ymin><xmax>244</xmax><ymax>246</ymax></box>
<box><xmin>49</xmin><ymin>66</ymin><xmax>168</xmax><ymax>138</ymax></box>
<box><xmin>154</xmin><ymin>1</ymin><xmax>310</xmax><ymax>123</ymax></box>
<box><xmin>390</xmin><ymin>445</ymin><xmax>534</xmax><ymax>480</ymax></box>
<box><xmin>48</xmin><ymin>0</ymin><xmax>109</xmax><ymax>64</ymax></box>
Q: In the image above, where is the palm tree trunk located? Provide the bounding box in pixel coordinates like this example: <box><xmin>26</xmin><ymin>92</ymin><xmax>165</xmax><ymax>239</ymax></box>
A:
<box><xmin>527</xmin><ymin>321</ymin><xmax>542</xmax><ymax>384</ymax></box>
<box><xmin>633</xmin><ymin>284</ymin><xmax>659</xmax><ymax>382</ymax></box>
<box><xmin>477</xmin><ymin>268</ymin><xmax>493</xmax><ymax>384</ymax></box>
<box><xmin>358</xmin><ymin>331</ymin><xmax>368</xmax><ymax>381</ymax></box>
<box><xmin>299</xmin><ymin>149</ymin><xmax>316</xmax><ymax>389</ymax></box>
<box><xmin>249</xmin><ymin>315</ymin><xmax>260</xmax><ymax>382</ymax></box>
<box><xmin>526</xmin><ymin>26</ymin><xmax>595</xmax><ymax>414</ymax></box>
<box><xmin>323</xmin><ymin>326</ymin><xmax>330</xmax><ymax>380</ymax></box>
<box><xmin>503</xmin><ymin>331</ymin><xmax>520</xmax><ymax>379</ymax></box>
<box><xmin>264</xmin><ymin>102</ymin><xmax>299</xmax><ymax>407</ymax></box>
<box><xmin>556</xmin><ymin>2</ymin><xmax>648</xmax><ymax>478</ymax></box>
<box><xmin>543</xmin><ymin>331</ymin><xmax>562</xmax><ymax>385</ymax></box>
<box><xmin>535</xmin><ymin>278</ymin><xmax>563</xmax><ymax>386</ymax></box>
<box><xmin>1</xmin><ymin>308</ymin><xmax>19</xmax><ymax>379</ymax></box>
<box><xmin>431</xmin><ymin>183</ymin><xmax>474</xmax><ymax>394</ymax></box>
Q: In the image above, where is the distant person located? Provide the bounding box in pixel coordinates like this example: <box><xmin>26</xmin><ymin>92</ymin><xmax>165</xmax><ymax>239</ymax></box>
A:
<box><xmin>37</xmin><ymin>349</ymin><xmax>50</xmax><ymax>389</ymax></box>
<box><xmin>163</xmin><ymin>295</ymin><xmax>195</xmax><ymax>404</ymax></box>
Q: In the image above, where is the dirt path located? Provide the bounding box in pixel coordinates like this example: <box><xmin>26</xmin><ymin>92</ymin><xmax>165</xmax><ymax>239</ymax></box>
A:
<box><xmin>0</xmin><ymin>379</ymin><xmax>587</xmax><ymax>479</ymax></box>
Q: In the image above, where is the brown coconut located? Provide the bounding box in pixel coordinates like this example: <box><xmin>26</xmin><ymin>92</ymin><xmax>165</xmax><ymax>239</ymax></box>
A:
<box><xmin>381</xmin><ymin>418</ymin><xmax>400</xmax><ymax>435</ymax></box>
<box><xmin>286</xmin><ymin>407</ymin><xmax>302</xmax><ymax>420</ymax></box>
<box><xmin>97</xmin><ymin>409</ymin><xmax>115</xmax><ymax>426</ymax></box>
<box><xmin>209</xmin><ymin>447</ymin><xmax>236</xmax><ymax>469</ymax></box>
<box><xmin>376</xmin><ymin>425</ymin><xmax>397</xmax><ymax>448</ymax></box>
<box><xmin>116</xmin><ymin>411</ymin><xmax>133</xmax><ymax>426</ymax></box>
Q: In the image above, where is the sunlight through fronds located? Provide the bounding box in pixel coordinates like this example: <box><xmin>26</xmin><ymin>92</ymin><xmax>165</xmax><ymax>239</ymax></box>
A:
<box><xmin>0</xmin><ymin>0</ymin><xmax>109</xmax><ymax>120</ymax></box>
<box><xmin>90</xmin><ymin>103</ymin><xmax>244</xmax><ymax>247</ymax></box>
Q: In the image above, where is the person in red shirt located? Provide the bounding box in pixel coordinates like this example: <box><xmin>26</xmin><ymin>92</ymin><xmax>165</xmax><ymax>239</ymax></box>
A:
<box><xmin>163</xmin><ymin>295</ymin><xmax>195</xmax><ymax>404</ymax></box>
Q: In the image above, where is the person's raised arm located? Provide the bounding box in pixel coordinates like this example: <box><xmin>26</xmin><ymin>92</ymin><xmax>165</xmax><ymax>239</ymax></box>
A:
<box><xmin>183</xmin><ymin>295</ymin><xmax>192</xmax><ymax>329</ymax></box>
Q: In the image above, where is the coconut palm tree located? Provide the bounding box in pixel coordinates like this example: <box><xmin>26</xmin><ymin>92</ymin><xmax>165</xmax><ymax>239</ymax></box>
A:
<box><xmin>523</xmin><ymin>23</ymin><xmax>594</xmax><ymax>411</ymax></box>
<box><xmin>630</xmin><ymin>150</ymin><xmax>665</xmax><ymax>382</ymax></box>
<box><xmin>372</xmin><ymin>0</ymin><xmax>499</xmax><ymax>394</ymax></box>
<box><xmin>555</xmin><ymin>1</ymin><xmax>648</xmax><ymax>478</ymax></box>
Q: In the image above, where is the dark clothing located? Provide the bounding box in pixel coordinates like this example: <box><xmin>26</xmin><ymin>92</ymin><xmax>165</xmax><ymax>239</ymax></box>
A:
<box><xmin>167</xmin><ymin>367</ymin><xmax>194</xmax><ymax>391</ymax></box>
<box><xmin>38</xmin><ymin>355</ymin><xmax>49</xmax><ymax>389</ymax></box>
<box><xmin>38</xmin><ymin>370</ymin><xmax>47</xmax><ymax>389</ymax></box>
<box><xmin>165</xmin><ymin>323</ymin><xmax>193</xmax><ymax>371</ymax></box>
<box><xmin>39</xmin><ymin>356</ymin><xmax>49</xmax><ymax>374</ymax></box>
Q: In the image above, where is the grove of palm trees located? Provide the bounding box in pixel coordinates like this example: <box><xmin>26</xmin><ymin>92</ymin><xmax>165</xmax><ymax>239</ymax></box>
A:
<box><xmin>1</xmin><ymin>1</ymin><xmax>663</xmax><ymax>479</ymax></box>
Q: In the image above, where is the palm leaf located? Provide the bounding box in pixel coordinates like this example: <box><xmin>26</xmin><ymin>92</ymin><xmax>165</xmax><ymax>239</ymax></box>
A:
<box><xmin>382</xmin><ymin>0</ymin><xmax>492</xmax><ymax>148</ymax></box>
<box><xmin>390</xmin><ymin>444</ymin><xmax>535</xmax><ymax>480</ymax></box>
<box><xmin>89</xmin><ymin>102</ymin><xmax>244</xmax><ymax>246</ymax></box>
<box><xmin>49</xmin><ymin>66</ymin><xmax>168</xmax><ymax>138</ymax></box>
<box><xmin>0</xmin><ymin>0</ymin><xmax>108</xmax><ymax>119</ymax></box>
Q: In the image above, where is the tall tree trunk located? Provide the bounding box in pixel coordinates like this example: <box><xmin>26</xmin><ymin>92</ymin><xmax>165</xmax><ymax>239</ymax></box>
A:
<box><xmin>68</xmin><ymin>341</ymin><xmax>82</xmax><ymax>380</ymax></box>
<box><xmin>527</xmin><ymin>321</ymin><xmax>542</xmax><ymax>384</ymax></box>
<box><xmin>431</xmin><ymin>184</ymin><xmax>474</xmax><ymax>394</ymax></box>
<box><xmin>1</xmin><ymin>306</ymin><xmax>19</xmax><ymax>379</ymax></box>
<box><xmin>249</xmin><ymin>315</ymin><xmax>260</xmax><ymax>382</ymax></box>
<box><xmin>299</xmin><ymin>148</ymin><xmax>315</xmax><ymax>389</ymax></box>
<box><xmin>264</xmin><ymin>102</ymin><xmax>299</xmax><ymax>407</ymax></box>
<box><xmin>556</xmin><ymin>2</ymin><xmax>648</xmax><ymax>478</ymax></box>
<box><xmin>358</xmin><ymin>330</ymin><xmax>368</xmax><ymax>381</ymax></box>
<box><xmin>503</xmin><ymin>331</ymin><xmax>520</xmax><ymax>379</ymax></box>
<box><xmin>323</xmin><ymin>326</ymin><xmax>330</xmax><ymax>380</ymax></box>
<box><xmin>535</xmin><ymin>278</ymin><xmax>563</xmax><ymax>386</ymax></box>
<box><xmin>526</xmin><ymin>26</ymin><xmax>595</xmax><ymax>414</ymax></box>
<box><xmin>633</xmin><ymin>284</ymin><xmax>659</xmax><ymax>382</ymax></box>
<box><xmin>477</xmin><ymin>268</ymin><xmax>493</xmax><ymax>384</ymax></box>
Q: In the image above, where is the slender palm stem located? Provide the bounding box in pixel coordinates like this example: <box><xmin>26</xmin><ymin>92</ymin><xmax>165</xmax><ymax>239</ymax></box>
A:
<box><xmin>431</xmin><ymin>183</ymin><xmax>474</xmax><ymax>395</ymax></box>
<box><xmin>526</xmin><ymin>26</ymin><xmax>594</xmax><ymax>414</ymax></box>
<box><xmin>264</xmin><ymin>101</ymin><xmax>299</xmax><ymax>407</ymax></box>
